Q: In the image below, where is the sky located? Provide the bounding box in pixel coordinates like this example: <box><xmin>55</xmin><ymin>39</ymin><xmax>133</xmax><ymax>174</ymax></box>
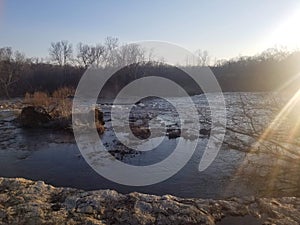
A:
<box><xmin>0</xmin><ymin>0</ymin><xmax>300</xmax><ymax>60</ymax></box>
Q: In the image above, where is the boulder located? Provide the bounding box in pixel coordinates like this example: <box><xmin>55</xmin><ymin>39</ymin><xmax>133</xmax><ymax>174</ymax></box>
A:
<box><xmin>131</xmin><ymin>126</ymin><xmax>151</xmax><ymax>139</ymax></box>
<box><xmin>89</xmin><ymin>108</ymin><xmax>105</xmax><ymax>133</ymax></box>
<box><xmin>200</xmin><ymin>128</ymin><xmax>211</xmax><ymax>136</ymax></box>
<box><xmin>18</xmin><ymin>106</ymin><xmax>52</xmax><ymax>128</ymax></box>
<box><xmin>94</xmin><ymin>108</ymin><xmax>105</xmax><ymax>126</ymax></box>
<box><xmin>167</xmin><ymin>129</ymin><xmax>181</xmax><ymax>139</ymax></box>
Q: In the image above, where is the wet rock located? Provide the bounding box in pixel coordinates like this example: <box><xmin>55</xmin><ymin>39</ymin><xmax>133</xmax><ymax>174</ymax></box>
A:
<box><xmin>166</xmin><ymin>124</ymin><xmax>181</xmax><ymax>139</ymax></box>
<box><xmin>167</xmin><ymin>129</ymin><xmax>181</xmax><ymax>139</ymax></box>
<box><xmin>108</xmin><ymin>142</ymin><xmax>139</xmax><ymax>160</ymax></box>
<box><xmin>90</xmin><ymin>108</ymin><xmax>105</xmax><ymax>126</ymax></box>
<box><xmin>89</xmin><ymin>108</ymin><xmax>105</xmax><ymax>134</ymax></box>
<box><xmin>15</xmin><ymin>106</ymin><xmax>105</xmax><ymax>133</ymax></box>
<box><xmin>130</xmin><ymin>126</ymin><xmax>151</xmax><ymax>139</ymax></box>
<box><xmin>17</xmin><ymin>106</ymin><xmax>52</xmax><ymax>128</ymax></box>
<box><xmin>200</xmin><ymin>128</ymin><xmax>211</xmax><ymax>136</ymax></box>
<box><xmin>0</xmin><ymin>177</ymin><xmax>300</xmax><ymax>225</ymax></box>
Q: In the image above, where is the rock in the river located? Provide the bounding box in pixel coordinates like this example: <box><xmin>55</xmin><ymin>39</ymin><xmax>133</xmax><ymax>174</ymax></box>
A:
<box><xmin>89</xmin><ymin>108</ymin><xmax>105</xmax><ymax>134</ymax></box>
<box><xmin>167</xmin><ymin>129</ymin><xmax>181</xmax><ymax>139</ymax></box>
<box><xmin>0</xmin><ymin>177</ymin><xmax>300</xmax><ymax>225</ymax></box>
<box><xmin>16</xmin><ymin>106</ymin><xmax>105</xmax><ymax>132</ymax></box>
<box><xmin>200</xmin><ymin>128</ymin><xmax>211</xmax><ymax>136</ymax></box>
<box><xmin>17</xmin><ymin>106</ymin><xmax>52</xmax><ymax>128</ymax></box>
<box><xmin>90</xmin><ymin>108</ymin><xmax>105</xmax><ymax>126</ymax></box>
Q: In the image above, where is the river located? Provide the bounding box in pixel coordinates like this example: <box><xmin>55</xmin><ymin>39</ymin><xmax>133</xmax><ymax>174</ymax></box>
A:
<box><xmin>0</xmin><ymin>92</ymin><xmax>299</xmax><ymax>198</ymax></box>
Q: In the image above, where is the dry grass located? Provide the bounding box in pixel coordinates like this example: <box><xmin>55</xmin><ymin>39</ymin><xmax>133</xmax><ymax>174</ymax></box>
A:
<box><xmin>24</xmin><ymin>87</ymin><xmax>74</xmax><ymax>119</ymax></box>
<box><xmin>52</xmin><ymin>86</ymin><xmax>75</xmax><ymax>99</ymax></box>
<box><xmin>23</xmin><ymin>87</ymin><xmax>105</xmax><ymax>133</ymax></box>
<box><xmin>24</xmin><ymin>91</ymin><xmax>50</xmax><ymax>107</ymax></box>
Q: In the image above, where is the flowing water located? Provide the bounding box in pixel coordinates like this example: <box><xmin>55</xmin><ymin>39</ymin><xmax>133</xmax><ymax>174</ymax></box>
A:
<box><xmin>0</xmin><ymin>93</ymin><xmax>299</xmax><ymax>198</ymax></box>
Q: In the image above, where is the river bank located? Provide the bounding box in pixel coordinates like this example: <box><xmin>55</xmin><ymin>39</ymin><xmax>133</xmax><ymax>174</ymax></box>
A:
<box><xmin>0</xmin><ymin>177</ymin><xmax>299</xmax><ymax>225</ymax></box>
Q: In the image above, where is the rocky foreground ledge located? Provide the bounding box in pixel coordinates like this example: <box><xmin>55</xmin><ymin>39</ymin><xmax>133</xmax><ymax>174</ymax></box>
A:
<box><xmin>0</xmin><ymin>177</ymin><xmax>299</xmax><ymax>225</ymax></box>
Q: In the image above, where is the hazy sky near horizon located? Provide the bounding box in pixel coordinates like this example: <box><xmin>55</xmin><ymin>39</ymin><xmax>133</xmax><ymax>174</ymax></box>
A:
<box><xmin>0</xmin><ymin>0</ymin><xmax>300</xmax><ymax>60</ymax></box>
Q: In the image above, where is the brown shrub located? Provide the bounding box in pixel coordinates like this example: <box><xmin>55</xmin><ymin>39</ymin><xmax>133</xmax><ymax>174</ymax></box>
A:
<box><xmin>23</xmin><ymin>88</ymin><xmax>105</xmax><ymax>133</ymax></box>
<box><xmin>24</xmin><ymin>90</ymin><xmax>72</xmax><ymax>119</ymax></box>
<box><xmin>51</xmin><ymin>98</ymin><xmax>72</xmax><ymax>119</ymax></box>
<box><xmin>52</xmin><ymin>87</ymin><xmax>75</xmax><ymax>99</ymax></box>
<box><xmin>24</xmin><ymin>91</ymin><xmax>50</xmax><ymax>107</ymax></box>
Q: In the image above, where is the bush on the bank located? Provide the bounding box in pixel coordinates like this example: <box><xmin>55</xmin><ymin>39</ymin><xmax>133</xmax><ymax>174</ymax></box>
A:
<box><xmin>22</xmin><ymin>87</ymin><xmax>105</xmax><ymax>133</ymax></box>
<box><xmin>24</xmin><ymin>87</ymin><xmax>74</xmax><ymax>119</ymax></box>
<box><xmin>52</xmin><ymin>87</ymin><xmax>75</xmax><ymax>99</ymax></box>
<box><xmin>24</xmin><ymin>91</ymin><xmax>50</xmax><ymax>107</ymax></box>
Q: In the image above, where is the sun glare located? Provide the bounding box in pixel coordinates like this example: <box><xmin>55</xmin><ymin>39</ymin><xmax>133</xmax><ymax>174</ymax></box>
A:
<box><xmin>268</xmin><ymin>8</ymin><xmax>300</xmax><ymax>49</ymax></box>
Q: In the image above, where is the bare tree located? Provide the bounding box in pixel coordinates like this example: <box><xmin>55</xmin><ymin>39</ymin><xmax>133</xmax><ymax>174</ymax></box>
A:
<box><xmin>49</xmin><ymin>40</ymin><xmax>73</xmax><ymax>66</ymax></box>
<box><xmin>0</xmin><ymin>48</ymin><xmax>27</xmax><ymax>98</ymax></box>
<box><xmin>77</xmin><ymin>43</ymin><xmax>105</xmax><ymax>68</ymax></box>
<box><xmin>0</xmin><ymin>47</ymin><xmax>13</xmax><ymax>61</ymax></box>
<box><xmin>76</xmin><ymin>43</ymin><xmax>90</xmax><ymax>68</ymax></box>
<box><xmin>116</xmin><ymin>44</ymin><xmax>146</xmax><ymax>67</ymax></box>
<box><xmin>103</xmin><ymin>37</ymin><xmax>119</xmax><ymax>66</ymax></box>
<box><xmin>195</xmin><ymin>49</ymin><xmax>210</xmax><ymax>66</ymax></box>
<box><xmin>93</xmin><ymin>44</ymin><xmax>106</xmax><ymax>67</ymax></box>
<box><xmin>259</xmin><ymin>47</ymin><xmax>289</xmax><ymax>62</ymax></box>
<box><xmin>104</xmin><ymin>36</ymin><xmax>119</xmax><ymax>52</ymax></box>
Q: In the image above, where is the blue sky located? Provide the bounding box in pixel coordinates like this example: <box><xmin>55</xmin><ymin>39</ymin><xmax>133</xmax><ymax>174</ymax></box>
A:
<box><xmin>0</xmin><ymin>0</ymin><xmax>300</xmax><ymax>60</ymax></box>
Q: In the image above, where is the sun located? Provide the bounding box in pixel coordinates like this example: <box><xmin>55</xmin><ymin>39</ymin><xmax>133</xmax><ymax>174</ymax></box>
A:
<box><xmin>269</xmin><ymin>8</ymin><xmax>300</xmax><ymax>49</ymax></box>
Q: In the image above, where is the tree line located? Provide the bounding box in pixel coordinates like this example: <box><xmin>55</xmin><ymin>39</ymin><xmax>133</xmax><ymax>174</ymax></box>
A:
<box><xmin>0</xmin><ymin>37</ymin><xmax>300</xmax><ymax>98</ymax></box>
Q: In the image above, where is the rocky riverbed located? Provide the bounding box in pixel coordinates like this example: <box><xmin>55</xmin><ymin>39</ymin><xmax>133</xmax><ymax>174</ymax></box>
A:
<box><xmin>0</xmin><ymin>177</ymin><xmax>299</xmax><ymax>225</ymax></box>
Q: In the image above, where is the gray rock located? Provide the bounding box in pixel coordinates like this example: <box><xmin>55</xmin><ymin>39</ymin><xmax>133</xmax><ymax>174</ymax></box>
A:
<box><xmin>0</xmin><ymin>177</ymin><xmax>299</xmax><ymax>225</ymax></box>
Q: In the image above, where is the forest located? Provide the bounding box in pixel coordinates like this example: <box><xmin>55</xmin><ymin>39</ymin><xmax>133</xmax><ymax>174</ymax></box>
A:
<box><xmin>0</xmin><ymin>36</ymin><xmax>300</xmax><ymax>98</ymax></box>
